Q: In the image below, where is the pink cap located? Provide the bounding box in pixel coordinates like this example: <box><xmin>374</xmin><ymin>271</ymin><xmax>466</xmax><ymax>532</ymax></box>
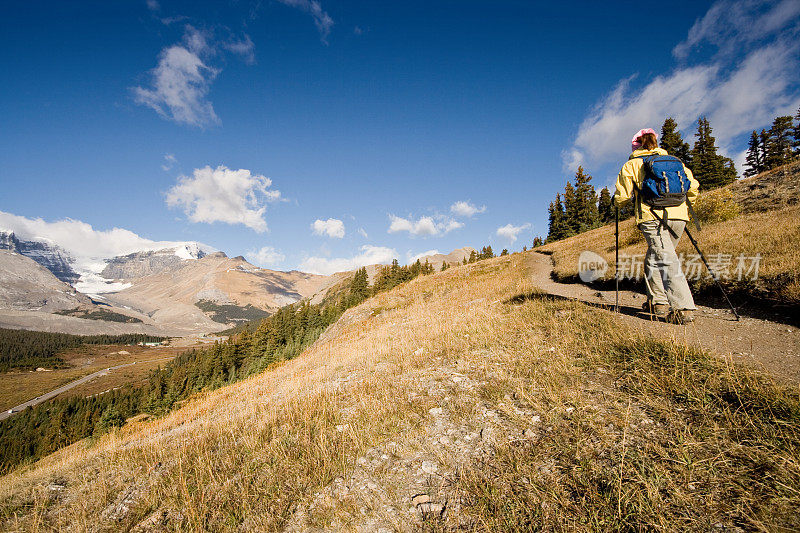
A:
<box><xmin>631</xmin><ymin>128</ymin><xmax>657</xmax><ymax>150</ymax></box>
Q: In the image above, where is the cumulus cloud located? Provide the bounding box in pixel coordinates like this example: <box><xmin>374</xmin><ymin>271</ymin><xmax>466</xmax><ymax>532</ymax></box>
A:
<box><xmin>496</xmin><ymin>223</ymin><xmax>531</xmax><ymax>243</ymax></box>
<box><xmin>450</xmin><ymin>201</ymin><xmax>486</xmax><ymax>217</ymax></box>
<box><xmin>246</xmin><ymin>246</ymin><xmax>285</xmax><ymax>267</ymax></box>
<box><xmin>564</xmin><ymin>0</ymin><xmax>800</xmax><ymax>173</ymax></box>
<box><xmin>388</xmin><ymin>215</ymin><xmax>463</xmax><ymax>237</ymax></box>
<box><xmin>276</xmin><ymin>0</ymin><xmax>334</xmax><ymax>43</ymax></box>
<box><xmin>132</xmin><ymin>25</ymin><xmax>254</xmax><ymax>127</ymax></box>
<box><xmin>0</xmin><ymin>211</ymin><xmax>214</xmax><ymax>272</ymax></box>
<box><xmin>166</xmin><ymin>165</ymin><xmax>281</xmax><ymax>232</ymax></box>
<box><xmin>311</xmin><ymin>218</ymin><xmax>345</xmax><ymax>238</ymax></box>
<box><xmin>299</xmin><ymin>245</ymin><xmax>396</xmax><ymax>275</ymax></box>
<box><xmin>407</xmin><ymin>249</ymin><xmax>440</xmax><ymax>263</ymax></box>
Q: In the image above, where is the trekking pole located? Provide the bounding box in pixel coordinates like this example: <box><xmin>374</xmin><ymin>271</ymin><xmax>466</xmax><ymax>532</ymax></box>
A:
<box><xmin>615</xmin><ymin>205</ymin><xmax>619</xmax><ymax>313</ymax></box>
<box><xmin>650</xmin><ymin>208</ymin><xmax>740</xmax><ymax>321</ymax></box>
<box><xmin>681</xmin><ymin>225</ymin><xmax>740</xmax><ymax>321</ymax></box>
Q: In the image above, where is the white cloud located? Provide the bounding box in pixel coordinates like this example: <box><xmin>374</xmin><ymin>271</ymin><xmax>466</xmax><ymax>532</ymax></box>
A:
<box><xmin>564</xmin><ymin>0</ymin><xmax>800</xmax><ymax>173</ymax></box>
<box><xmin>146</xmin><ymin>0</ymin><xmax>160</xmax><ymax>11</ymax></box>
<box><xmin>132</xmin><ymin>25</ymin><xmax>255</xmax><ymax>127</ymax></box>
<box><xmin>407</xmin><ymin>249</ymin><xmax>439</xmax><ymax>264</ymax></box>
<box><xmin>299</xmin><ymin>245</ymin><xmax>396</xmax><ymax>275</ymax></box>
<box><xmin>161</xmin><ymin>153</ymin><xmax>177</xmax><ymax>171</ymax></box>
<box><xmin>673</xmin><ymin>0</ymin><xmax>800</xmax><ymax>59</ymax></box>
<box><xmin>450</xmin><ymin>201</ymin><xmax>486</xmax><ymax>217</ymax></box>
<box><xmin>247</xmin><ymin>246</ymin><xmax>285</xmax><ymax>267</ymax></box>
<box><xmin>388</xmin><ymin>215</ymin><xmax>463</xmax><ymax>237</ymax></box>
<box><xmin>166</xmin><ymin>165</ymin><xmax>281</xmax><ymax>232</ymax></box>
<box><xmin>0</xmin><ymin>210</ymin><xmax>214</xmax><ymax>276</ymax></box>
<box><xmin>276</xmin><ymin>0</ymin><xmax>334</xmax><ymax>43</ymax></box>
<box><xmin>358</xmin><ymin>227</ymin><xmax>368</xmax><ymax>238</ymax></box>
<box><xmin>133</xmin><ymin>26</ymin><xmax>219</xmax><ymax>128</ymax></box>
<box><xmin>311</xmin><ymin>218</ymin><xmax>345</xmax><ymax>238</ymax></box>
<box><xmin>496</xmin><ymin>223</ymin><xmax>531</xmax><ymax>243</ymax></box>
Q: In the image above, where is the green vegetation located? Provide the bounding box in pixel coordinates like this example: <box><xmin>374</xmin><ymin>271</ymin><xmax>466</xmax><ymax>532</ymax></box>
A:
<box><xmin>745</xmin><ymin>110</ymin><xmax>800</xmax><ymax>176</ymax></box>
<box><xmin>0</xmin><ymin>257</ymin><xmax>439</xmax><ymax>474</ymax></box>
<box><xmin>0</xmin><ymin>329</ymin><xmax>166</xmax><ymax>372</ymax></box>
<box><xmin>194</xmin><ymin>299</ymin><xmax>270</xmax><ymax>324</ymax></box>
<box><xmin>54</xmin><ymin>307</ymin><xmax>143</xmax><ymax>323</ymax></box>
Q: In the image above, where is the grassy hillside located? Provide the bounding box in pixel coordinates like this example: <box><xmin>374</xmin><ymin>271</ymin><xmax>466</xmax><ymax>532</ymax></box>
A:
<box><xmin>1</xmin><ymin>253</ymin><xmax>798</xmax><ymax>531</ymax></box>
<box><xmin>538</xmin><ymin>161</ymin><xmax>800</xmax><ymax>308</ymax></box>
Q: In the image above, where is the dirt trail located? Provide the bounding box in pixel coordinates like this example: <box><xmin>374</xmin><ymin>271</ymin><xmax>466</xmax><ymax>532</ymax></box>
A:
<box><xmin>525</xmin><ymin>252</ymin><xmax>800</xmax><ymax>385</ymax></box>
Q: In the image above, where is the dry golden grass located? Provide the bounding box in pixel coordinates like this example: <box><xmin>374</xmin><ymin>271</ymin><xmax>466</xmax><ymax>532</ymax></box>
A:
<box><xmin>1</xmin><ymin>253</ymin><xmax>798</xmax><ymax>531</ymax></box>
<box><xmin>538</xmin><ymin>204</ymin><xmax>800</xmax><ymax>306</ymax></box>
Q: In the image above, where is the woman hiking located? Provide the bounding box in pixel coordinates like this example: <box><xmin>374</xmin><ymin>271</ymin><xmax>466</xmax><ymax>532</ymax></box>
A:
<box><xmin>613</xmin><ymin>128</ymin><xmax>700</xmax><ymax>324</ymax></box>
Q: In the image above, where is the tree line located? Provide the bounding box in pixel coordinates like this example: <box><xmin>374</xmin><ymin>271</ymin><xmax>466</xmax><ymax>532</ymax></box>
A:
<box><xmin>0</xmin><ymin>329</ymin><xmax>166</xmax><ymax>372</ymax></box>
<box><xmin>545</xmin><ymin>112</ymin><xmax>800</xmax><ymax>243</ymax></box>
<box><xmin>0</xmin><ymin>256</ymin><xmax>442</xmax><ymax>474</ymax></box>
<box><xmin>744</xmin><ymin>108</ymin><xmax>800</xmax><ymax>176</ymax></box>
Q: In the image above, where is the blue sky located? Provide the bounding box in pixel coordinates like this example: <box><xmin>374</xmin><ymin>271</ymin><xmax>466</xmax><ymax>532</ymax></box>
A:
<box><xmin>1</xmin><ymin>0</ymin><xmax>798</xmax><ymax>274</ymax></box>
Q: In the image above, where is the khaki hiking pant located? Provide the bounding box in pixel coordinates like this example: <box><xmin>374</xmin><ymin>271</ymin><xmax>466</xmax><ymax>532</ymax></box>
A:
<box><xmin>638</xmin><ymin>219</ymin><xmax>696</xmax><ymax>311</ymax></box>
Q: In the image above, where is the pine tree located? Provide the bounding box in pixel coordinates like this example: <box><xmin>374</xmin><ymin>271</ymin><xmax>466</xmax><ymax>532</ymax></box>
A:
<box><xmin>500</xmin><ymin>249</ymin><xmax>509</xmax><ymax>256</ymax></box>
<box><xmin>660</xmin><ymin>117</ymin><xmax>691</xmax><ymax>165</ymax></box>
<box><xmin>759</xmin><ymin>129</ymin><xmax>770</xmax><ymax>170</ymax></box>
<box><xmin>532</xmin><ymin>237</ymin><xmax>543</xmax><ymax>247</ymax></box>
<box><xmin>744</xmin><ymin>130</ymin><xmax>763</xmax><ymax>177</ymax></box>
<box><xmin>546</xmin><ymin>194</ymin><xmax>567</xmax><ymax>242</ymax></box>
<box><xmin>691</xmin><ymin>117</ymin><xmax>737</xmax><ymax>189</ymax></box>
<box><xmin>563</xmin><ymin>180</ymin><xmax>579</xmax><ymax>236</ymax></box>
<box><xmin>573</xmin><ymin>166</ymin><xmax>599</xmax><ymax>231</ymax></box>
<box><xmin>794</xmin><ymin>107</ymin><xmax>800</xmax><ymax>158</ymax></box>
<box><xmin>765</xmin><ymin>116</ymin><xmax>795</xmax><ymax>169</ymax></box>
<box><xmin>597</xmin><ymin>186</ymin><xmax>613</xmax><ymax>224</ymax></box>
<box><xmin>440</xmin><ymin>262</ymin><xmax>448</xmax><ymax>271</ymax></box>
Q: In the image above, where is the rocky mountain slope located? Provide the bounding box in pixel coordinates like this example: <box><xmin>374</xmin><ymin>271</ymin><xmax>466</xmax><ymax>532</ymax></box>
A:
<box><xmin>0</xmin><ymin>251</ymin><xmax>91</xmax><ymax>312</ymax></box>
<box><xmin>0</xmin><ymin>232</ymin><xmax>78</xmax><ymax>284</ymax></box>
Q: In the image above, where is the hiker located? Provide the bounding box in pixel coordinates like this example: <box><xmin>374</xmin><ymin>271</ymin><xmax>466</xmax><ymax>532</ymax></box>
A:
<box><xmin>613</xmin><ymin>128</ymin><xmax>700</xmax><ymax>324</ymax></box>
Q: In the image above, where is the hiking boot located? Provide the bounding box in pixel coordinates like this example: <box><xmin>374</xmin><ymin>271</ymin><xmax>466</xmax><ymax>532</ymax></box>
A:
<box><xmin>642</xmin><ymin>301</ymin><xmax>669</xmax><ymax>316</ymax></box>
<box><xmin>668</xmin><ymin>309</ymin><xmax>695</xmax><ymax>324</ymax></box>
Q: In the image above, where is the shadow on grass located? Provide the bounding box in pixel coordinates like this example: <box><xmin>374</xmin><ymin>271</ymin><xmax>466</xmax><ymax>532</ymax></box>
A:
<box><xmin>504</xmin><ymin>291</ymin><xmax>649</xmax><ymax>321</ymax></box>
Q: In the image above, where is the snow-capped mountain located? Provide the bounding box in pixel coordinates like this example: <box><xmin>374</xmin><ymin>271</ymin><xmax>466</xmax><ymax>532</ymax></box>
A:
<box><xmin>0</xmin><ymin>231</ymin><xmax>79</xmax><ymax>284</ymax></box>
<box><xmin>102</xmin><ymin>245</ymin><xmax>208</xmax><ymax>280</ymax></box>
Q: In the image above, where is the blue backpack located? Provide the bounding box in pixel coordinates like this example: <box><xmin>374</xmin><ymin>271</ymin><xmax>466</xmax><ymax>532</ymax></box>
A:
<box><xmin>635</xmin><ymin>154</ymin><xmax>690</xmax><ymax>208</ymax></box>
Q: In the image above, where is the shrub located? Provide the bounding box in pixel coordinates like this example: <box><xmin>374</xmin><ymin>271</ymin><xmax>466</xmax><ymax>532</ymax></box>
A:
<box><xmin>692</xmin><ymin>189</ymin><xmax>741</xmax><ymax>224</ymax></box>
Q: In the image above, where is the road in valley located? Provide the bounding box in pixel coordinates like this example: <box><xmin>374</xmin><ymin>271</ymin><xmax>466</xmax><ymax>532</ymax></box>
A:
<box><xmin>0</xmin><ymin>357</ymin><xmax>173</xmax><ymax>422</ymax></box>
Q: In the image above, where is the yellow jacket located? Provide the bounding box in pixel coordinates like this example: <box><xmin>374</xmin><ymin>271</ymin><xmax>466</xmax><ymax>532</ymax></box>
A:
<box><xmin>613</xmin><ymin>148</ymin><xmax>699</xmax><ymax>224</ymax></box>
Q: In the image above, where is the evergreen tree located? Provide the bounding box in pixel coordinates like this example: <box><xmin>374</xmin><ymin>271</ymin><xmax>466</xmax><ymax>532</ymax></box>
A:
<box><xmin>546</xmin><ymin>194</ymin><xmax>567</xmax><ymax>242</ymax></box>
<box><xmin>440</xmin><ymin>262</ymin><xmax>449</xmax><ymax>271</ymax></box>
<box><xmin>744</xmin><ymin>130</ymin><xmax>763</xmax><ymax>177</ymax></box>
<box><xmin>532</xmin><ymin>237</ymin><xmax>543</xmax><ymax>247</ymax></box>
<box><xmin>660</xmin><ymin>117</ymin><xmax>691</xmax><ymax>165</ymax></box>
<box><xmin>759</xmin><ymin>129</ymin><xmax>770</xmax><ymax>170</ymax></box>
<box><xmin>597</xmin><ymin>186</ymin><xmax>613</xmax><ymax>224</ymax></box>
<box><xmin>794</xmin><ymin>107</ymin><xmax>800</xmax><ymax>157</ymax></box>
<box><xmin>765</xmin><ymin>116</ymin><xmax>795</xmax><ymax>169</ymax></box>
<box><xmin>562</xmin><ymin>181</ymin><xmax>579</xmax><ymax>236</ymax></box>
<box><xmin>573</xmin><ymin>166</ymin><xmax>599</xmax><ymax>231</ymax></box>
<box><xmin>691</xmin><ymin>117</ymin><xmax>737</xmax><ymax>189</ymax></box>
<box><xmin>500</xmin><ymin>249</ymin><xmax>509</xmax><ymax>256</ymax></box>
